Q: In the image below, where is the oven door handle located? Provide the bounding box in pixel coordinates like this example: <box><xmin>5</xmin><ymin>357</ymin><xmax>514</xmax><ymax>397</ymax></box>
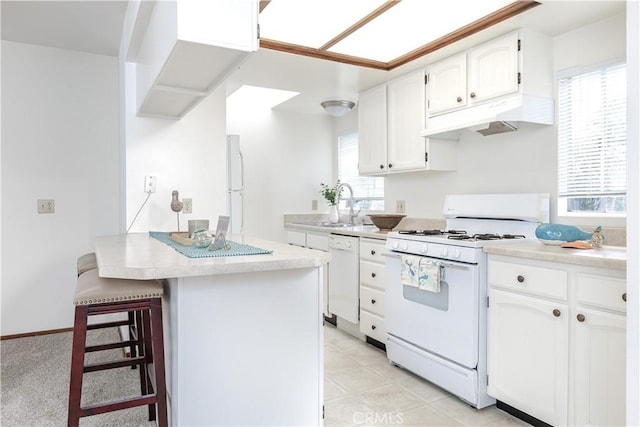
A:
<box><xmin>383</xmin><ymin>252</ymin><xmax>472</xmax><ymax>270</ymax></box>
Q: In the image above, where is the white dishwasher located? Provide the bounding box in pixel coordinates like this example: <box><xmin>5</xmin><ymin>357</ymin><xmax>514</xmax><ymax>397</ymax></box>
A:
<box><xmin>328</xmin><ymin>234</ymin><xmax>360</xmax><ymax>323</ymax></box>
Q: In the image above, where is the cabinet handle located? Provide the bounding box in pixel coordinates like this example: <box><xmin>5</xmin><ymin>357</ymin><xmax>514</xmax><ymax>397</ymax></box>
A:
<box><xmin>371</xmin><ymin>272</ymin><xmax>377</xmax><ymax>278</ymax></box>
<box><xmin>623</xmin><ymin>293</ymin><xmax>627</xmax><ymax>302</ymax></box>
<box><xmin>553</xmin><ymin>309</ymin><xmax>561</xmax><ymax>317</ymax></box>
<box><xmin>388</xmin><ymin>163</ymin><xmax>393</xmax><ymax>168</ymax></box>
<box><xmin>371</xmin><ymin>299</ymin><xmax>376</xmax><ymax>304</ymax></box>
<box><xmin>577</xmin><ymin>313</ymin><xmax>585</xmax><ymax>322</ymax></box>
<box><xmin>371</xmin><ymin>325</ymin><xmax>376</xmax><ymax>330</ymax></box>
<box><xmin>517</xmin><ymin>275</ymin><xmax>525</xmax><ymax>283</ymax></box>
<box><xmin>470</xmin><ymin>92</ymin><xmax>477</xmax><ymax>98</ymax></box>
<box><xmin>371</xmin><ymin>249</ymin><xmax>376</xmax><ymax>255</ymax></box>
<box><xmin>456</xmin><ymin>96</ymin><xmax>463</xmax><ymax>103</ymax></box>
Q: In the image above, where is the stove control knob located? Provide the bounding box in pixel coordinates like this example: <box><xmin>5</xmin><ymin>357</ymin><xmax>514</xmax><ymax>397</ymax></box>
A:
<box><xmin>401</xmin><ymin>242</ymin><xmax>409</xmax><ymax>251</ymax></box>
<box><xmin>453</xmin><ymin>249</ymin><xmax>462</xmax><ymax>259</ymax></box>
<box><xmin>440</xmin><ymin>247</ymin><xmax>449</xmax><ymax>257</ymax></box>
<box><xmin>420</xmin><ymin>244</ymin><xmax>428</xmax><ymax>254</ymax></box>
<box><xmin>391</xmin><ymin>241</ymin><xmax>399</xmax><ymax>250</ymax></box>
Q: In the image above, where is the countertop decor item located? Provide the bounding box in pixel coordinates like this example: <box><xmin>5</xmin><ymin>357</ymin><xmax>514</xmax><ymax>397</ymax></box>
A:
<box><xmin>535</xmin><ymin>223</ymin><xmax>600</xmax><ymax>245</ymax></box>
<box><xmin>319</xmin><ymin>181</ymin><xmax>343</xmax><ymax>206</ymax></box>
<box><xmin>368</xmin><ymin>214</ymin><xmax>406</xmax><ymax>231</ymax></box>
<box><xmin>591</xmin><ymin>226</ymin><xmax>603</xmax><ymax>248</ymax></box>
<box><xmin>320</xmin><ymin>181</ymin><xmax>343</xmax><ymax>223</ymax></box>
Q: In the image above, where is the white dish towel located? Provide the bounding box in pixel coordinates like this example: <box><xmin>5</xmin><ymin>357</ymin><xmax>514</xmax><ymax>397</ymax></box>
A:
<box><xmin>400</xmin><ymin>255</ymin><xmax>442</xmax><ymax>293</ymax></box>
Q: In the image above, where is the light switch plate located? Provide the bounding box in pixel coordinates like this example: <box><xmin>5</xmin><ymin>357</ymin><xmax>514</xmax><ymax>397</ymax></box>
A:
<box><xmin>396</xmin><ymin>200</ymin><xmax>406</xmax><ymax>214</ymax></box>
<box><xmin>183</xmin><ymin>198</ymin><xmax>193</xmax><ymax>214</ymax></box>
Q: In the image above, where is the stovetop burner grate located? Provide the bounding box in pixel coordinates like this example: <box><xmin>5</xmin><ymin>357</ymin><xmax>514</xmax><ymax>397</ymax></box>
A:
<box><xmin>447</xmin><ymin>233</ymin><xmax>526</xmax><ymax>241</ymax></box>
<box><xmin>399</xmin><ymin>229</ymin><xmax>467</xmax><ymax>236</ymax></box>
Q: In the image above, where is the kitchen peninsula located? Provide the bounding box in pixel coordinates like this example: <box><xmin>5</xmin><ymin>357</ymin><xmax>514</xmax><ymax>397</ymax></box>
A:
<box><xmin>95</xmin><ymin>233</ymin><xmax>328</xmax><ymax>426</ymax></box>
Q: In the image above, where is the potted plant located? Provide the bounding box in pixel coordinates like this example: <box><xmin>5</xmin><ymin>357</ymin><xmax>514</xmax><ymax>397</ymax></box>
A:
<box><xmin>320</xmin><ymin>181</ymin><xmax>342</xmax><ymax>223</ymax></box>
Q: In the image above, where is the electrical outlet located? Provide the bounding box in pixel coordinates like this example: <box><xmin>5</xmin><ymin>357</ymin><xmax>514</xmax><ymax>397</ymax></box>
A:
<box><xmin>38</xmin><ymin>199</ymin><xmax>55</xmax><ymax>214</ymax></box>
<box><xmin>396</xmin><ymin>200</ymin><xmax>406</xmax><ymax>214</ymax></box>
<box><xmin>183</xmin><ymin>198</ymin><xmax>193</xmax><ymax>214</ymax></box>
<box><xmin>311</xmin><ymin>199</ymin><xmax>318</xmax><ymax>211</ymax></box>
<box><xmin>144</xmin><ymin>175</ymin><xmax>157</xmax><ymax>193</ymax></box>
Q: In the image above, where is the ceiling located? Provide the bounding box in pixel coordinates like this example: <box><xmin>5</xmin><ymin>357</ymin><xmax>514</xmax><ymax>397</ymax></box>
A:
<box><xmin>258</xmin><ymin>0</ymin><xmax>538</xmax><ymax>69</ymax></box>
<box><xmin>0</xmin><ymin>1</ymin><xmax>626</xmax><ymax>115</ymax></box>
<box><xmin>1</xmin><ymin>1</ymin><xmax>128</xmax><ymax>57</ymax></box>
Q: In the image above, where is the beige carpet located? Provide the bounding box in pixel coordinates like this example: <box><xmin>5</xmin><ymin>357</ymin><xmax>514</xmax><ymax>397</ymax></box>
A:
<box><xmin>1</xmin><ymin>328</ymin><xmax>157</xmax><ymax>426</ymax></box>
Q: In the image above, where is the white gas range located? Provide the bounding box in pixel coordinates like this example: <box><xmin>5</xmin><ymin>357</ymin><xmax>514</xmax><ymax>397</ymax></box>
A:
<box><xmin>384</xmin><ymin>193</ymin><xmax>549</xmax><ymax>409</ymax></box>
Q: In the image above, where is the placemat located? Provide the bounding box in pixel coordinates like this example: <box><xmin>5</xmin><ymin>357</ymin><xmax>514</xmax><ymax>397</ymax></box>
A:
<box><xmin>149</xmin><ymin>232</ymin><xmax>272</xmax><ymax>258</ymax></box>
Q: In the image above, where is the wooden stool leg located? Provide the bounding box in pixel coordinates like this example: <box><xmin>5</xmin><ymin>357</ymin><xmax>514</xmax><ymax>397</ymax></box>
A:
<box><xmin>68</xmin><ymin>305</ymin><xmax>89</xmax><ymax>427</ymax></box>
<box><xmin>135</xmin><ymin>310</ymin><xmax>148</xmax><ymax>399</ymax></box>
<box><xmin>150</xmin><ymin>298</ymin><xmax>168</xmax><ymax>427</ymax></box>
<box><xmin>142</xmin><ymin>308</ymin><xmax>156</xmax><ymax>421</ymax></box>
<box><xmin>128</xmin><ymin>311</ymin><xmax>137</xmax><ymax>368</ymax></box>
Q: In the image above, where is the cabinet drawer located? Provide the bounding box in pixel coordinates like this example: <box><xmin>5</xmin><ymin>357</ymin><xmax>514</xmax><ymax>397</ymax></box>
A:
<box><xmin>360</xmin><ymin>239</ymin><xmax>386</xmax><ymax>263</ymax></box>
<box><xmin>306</xmin><ymin>233</ymin><xmax>328</xmax><ymax>251</ymax></box>
<box><xmin>287</xmin><ymin>230</ymin><xmax>306</xmax><ymax>247</ymax></box>
<box><xmin>488</xmin><ymin>260</ymin><xmax>567</xmax><ymax>300</ymax></box>
<box><xmin>577</xmin><ymin>273</ymin><xmax>627</xmax><ymax>313</ymax></box>
<box><xmin>360</xmin><ymin>286</ymin><xmax>385</xmax><ymax>317</ymax></box>
<box><xmin>359</xmin><ymin>310</ymin><xmax>386</xmax><ymax>343</ymax></box>
<box><xmin>360</xmin><ymin>261</ymin><xmax>385</xmax><ymax>291</ymax></box>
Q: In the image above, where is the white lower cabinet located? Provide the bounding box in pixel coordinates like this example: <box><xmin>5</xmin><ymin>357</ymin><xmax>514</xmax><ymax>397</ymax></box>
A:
<box><xmin>488</xmin><ymin>289</ymin><xmax>569</xmax><ymax>426</ymax></box>
<box><xmin>487</xmin><ymin>255</ymin><xmax>626</xmax><ymax>426</ymax></box>
<box><xmin>287</xmin><ymin>230</ymin><xmax>330</xmax><ymax>316</ymax></box>
<box><xmin>573</xmin><ymin>272</ymin><xmax>627</xmax><ymax>427</ymax></box>
<box><xmin>359</xmin><ymin>238</ymin><xmax>387</xmax><ymax>343</ymax></box>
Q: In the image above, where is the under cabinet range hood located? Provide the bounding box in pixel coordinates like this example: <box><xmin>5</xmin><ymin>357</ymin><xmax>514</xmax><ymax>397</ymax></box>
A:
<box><xmin>421</xmin><ymin>94</ymin><xmax>554</xmax><ymax>138</ymax></box>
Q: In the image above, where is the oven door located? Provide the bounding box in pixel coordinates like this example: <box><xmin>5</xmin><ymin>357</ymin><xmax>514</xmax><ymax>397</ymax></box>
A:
<box><xmin>385</xmin><ymin>252</ymin><xmax>479</xmax><ymax>369</ymax></box>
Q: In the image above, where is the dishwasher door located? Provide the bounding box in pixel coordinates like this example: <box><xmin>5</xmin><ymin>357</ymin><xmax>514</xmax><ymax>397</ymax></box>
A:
<box><xmin>328</xmin><ymin>234</ymin><xmax>360</xmax><ymax>323</ymax></box>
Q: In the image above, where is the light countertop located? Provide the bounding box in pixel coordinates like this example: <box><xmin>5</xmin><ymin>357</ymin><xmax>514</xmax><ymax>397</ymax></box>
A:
<box><xmin>285</xmin><ymin>222</ymin><xmax>389</xmax><ymax>240</ymax></box>
<box><xmin>95</xmin><ymin>233</ymin><xmax>329</xmax><ymax>280</ymax></box>
<box><xmin>483</xmin><ymin>240</ymin><xmax>626</xmax><ymax>270</ymax></box>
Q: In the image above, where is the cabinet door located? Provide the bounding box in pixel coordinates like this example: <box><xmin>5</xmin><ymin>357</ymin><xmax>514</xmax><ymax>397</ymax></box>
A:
<box><xmin>572</xmin><ymin>307</ymin><xmax>626</xmax><ymax>426</ymax></box>
<box><xmin>426</xmin><ymin>52</ymin><xmax>467</xmax><ymax>115</ymax></box>
<box><xmin>487</xmin><ymin>289</ymin><xmax>568</xmax><ymax>426</ymax></box>
<box><xmin>468</xmin><ymin>31</ymin><xmax>519</xmax><ymax>104</ymax></box>
<box><xmin>358</xmin><ymin>85</ymin><xmax>387</xmax><ymax>175</ymax></box>
<box><xmin>386</xmin><ymin>70</ymin><xmax>426</xmax><ymax>172</ymax></box>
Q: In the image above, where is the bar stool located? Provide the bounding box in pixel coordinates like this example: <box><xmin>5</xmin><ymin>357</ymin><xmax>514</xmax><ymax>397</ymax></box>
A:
<box><xmin>67</xmin><ymin>269</ymin><xmax>168</xmax><ymax>427</ymax></box>
<box><xmin>76</xmin><ymin>252</ymin><xmax>97</xmax><ymax>276</ymax></box>
<box><xmin>76</xmin><ymin>253</ymin><xmax>138</xmax><ymax>361</ymax></box>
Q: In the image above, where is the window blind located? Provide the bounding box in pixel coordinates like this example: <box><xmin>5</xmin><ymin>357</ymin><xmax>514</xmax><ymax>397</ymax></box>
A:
<box><xmin>338</xmin><ymin>132</ymin><xmax>384</xmax><ymax>199</ymax></box>
<box><xmin>558</xmin><ymin>62</ymin><xmax>627</xmax><ymax>199</ymax></box>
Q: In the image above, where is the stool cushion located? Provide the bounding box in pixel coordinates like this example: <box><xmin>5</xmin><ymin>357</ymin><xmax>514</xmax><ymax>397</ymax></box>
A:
<box><xmin>74</xmin><ymin>269</ymin><xmax>163</xmax><ymax>305</ymax></box>
<box><xmin>77</xmin><ymin>253</ymin><xmax>98</xmax><ymax>275</ymax></box>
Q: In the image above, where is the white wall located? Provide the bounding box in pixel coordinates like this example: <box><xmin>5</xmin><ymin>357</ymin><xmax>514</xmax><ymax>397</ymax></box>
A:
<box><xmin>227</xmin><ymin>104</ymin><xmax>334</xmax><ymax>242</ymax></box>
<box><xmin>384</xmin><ymin>13</ymin><xmax>626</xmax><ymax>229</ymax></box>
<box><xmin>1</xmin><ymin>41</ymin><xmax>120</xmax><ymax>335</ymax></box>
<box><xmin>626</xmin><ymin>2</ymin><xmax>639</xmax><ymax>424</ymax></box>
<box><xmin>125</xmin><ymin>63</ymin><xmax>228</xmax><ymax>233</ymax></box>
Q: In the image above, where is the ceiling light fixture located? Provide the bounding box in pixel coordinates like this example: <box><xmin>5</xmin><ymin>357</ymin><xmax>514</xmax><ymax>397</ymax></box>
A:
<box><xmin>321</xmin><ymin>100</ymin><xmax>356</xmax><ymax>116</ymax></box>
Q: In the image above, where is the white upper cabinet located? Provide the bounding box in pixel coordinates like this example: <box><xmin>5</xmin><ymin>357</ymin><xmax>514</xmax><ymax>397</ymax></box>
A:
<box><xmin>426</xmin><ymin>29</ymin><xmax>552</xmax><ymax>119</ymax></box>
<box><xmin>387</xmin><ymin>70</ymin><xmax>428</xmax><ymax>172</ymax></box>
<box><xmin>467</xmin><ymin>32</ymin><xmax>519</xmax><ymax>105</ymax></box>
<box><xmin>358</xmin><ymin>70</ymin><xmax>457</xmax><ymax>176</ymax></box>
<box><xmin>134</xmin><ymin>0</ymin><xmax>258</xmax><ymax>119</ymax></box>
<box><xmin>426</xmin><ymin>52</ymin><xmax>467</xmax><ymax>115</ymax></box>
<box><xmin>358</xmin><ymin>84</ymin><xmax>388</xmax><ymax>174</ymax></box>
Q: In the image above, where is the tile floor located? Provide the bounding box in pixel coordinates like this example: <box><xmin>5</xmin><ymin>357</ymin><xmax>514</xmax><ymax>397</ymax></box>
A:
<box><xmin>323</xmin><ymin>324</ymin><xmax>529</xmax><ymax>426</ymax></box>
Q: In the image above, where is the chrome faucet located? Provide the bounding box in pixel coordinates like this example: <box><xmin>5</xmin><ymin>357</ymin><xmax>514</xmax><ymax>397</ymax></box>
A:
<box><xmin>336</xmin><ymin>182</ymin><xmax>360</xmax><ymax>224</ymax></box>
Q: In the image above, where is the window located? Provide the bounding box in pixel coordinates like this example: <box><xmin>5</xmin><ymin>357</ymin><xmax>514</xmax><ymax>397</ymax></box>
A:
<box><xmin>557</xmin><ymin>62</ymin><xmax>627</xmax><ymax>216</ymax></box>
<box><xmin>338</xmin><ymin>132</ymin><xmax>384</xmax><ymax>210</ymax></box>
